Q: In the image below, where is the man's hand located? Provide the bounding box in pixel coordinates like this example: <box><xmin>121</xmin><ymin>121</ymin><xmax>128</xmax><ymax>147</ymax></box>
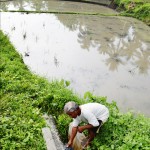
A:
<box><xmin>67</xmin><ymin>127</ymin><xmax>78</xmax><ymax>148</ymax></box>
<box><xmin>78</xmin><ymin>126</ymin><xmax>85</xmax><ymax>133</ymax></box>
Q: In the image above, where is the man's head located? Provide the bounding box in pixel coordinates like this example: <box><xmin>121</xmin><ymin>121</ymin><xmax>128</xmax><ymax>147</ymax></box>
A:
<box><xmin>64</xmin><ymin>101</ymin><xmax>80</xmax><ymax>118</ymax></box>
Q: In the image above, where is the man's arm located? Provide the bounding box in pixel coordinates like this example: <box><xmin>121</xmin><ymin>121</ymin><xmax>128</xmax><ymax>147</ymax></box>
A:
<box><xmin>78</xmin><ymin>124</ymin><xmax>93</xmax><ymax>133</ymax></box>
<box><xmin>67</xmin><ymin>126</ymin><xmax>78</xmax><ymax>147</ymax></box>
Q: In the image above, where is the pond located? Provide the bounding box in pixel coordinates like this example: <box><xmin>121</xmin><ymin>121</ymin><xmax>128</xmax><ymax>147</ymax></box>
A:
<box><xmin>0</xmin><ymin>0</ymin><xmax>150</xmax><ymax>116</ymax></box>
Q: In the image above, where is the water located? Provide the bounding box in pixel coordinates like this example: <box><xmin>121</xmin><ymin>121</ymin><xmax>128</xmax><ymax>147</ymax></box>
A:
<box><xmin>0</xmin><ymin>0</ymin><xmax>114</xmax><ymax>13</ymax></box>
<box><xmin>0</xmin><ymin>1</ymin><xmax>150</xmax><ymax>116</ymax></box>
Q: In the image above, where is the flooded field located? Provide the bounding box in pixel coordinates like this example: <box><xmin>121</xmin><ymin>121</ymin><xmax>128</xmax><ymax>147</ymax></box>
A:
<box><xmin>0</xmin><ymin>0</ymin><xmax>150</xmax><ymax>116</ymax></box>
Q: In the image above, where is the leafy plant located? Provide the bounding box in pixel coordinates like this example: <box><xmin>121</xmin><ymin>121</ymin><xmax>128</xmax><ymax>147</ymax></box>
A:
<box><xmin>1</xmin><ymin>29</ymin><xmax>150</xmax><ymax>150</ymax></box>
<box><xmin>114</xmin><ymin>0</ymin><xmax>150</xmax><ymax>25</ymax></box>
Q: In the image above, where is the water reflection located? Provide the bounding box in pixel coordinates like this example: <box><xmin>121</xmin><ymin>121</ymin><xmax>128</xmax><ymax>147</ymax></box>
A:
<box><xmin>56</xmin><ymin>14</ymin><xmax>150</xmax><ymax>74</ymax></box>
<box><xmin>0</xmin><ymin>0</ymin><xmax>114</xmax><ymax>13</ymax></box>
<box><xmin>0</xmin><ymin>11</ymin><xmax>150</xmax><ymax>116</ymax></box>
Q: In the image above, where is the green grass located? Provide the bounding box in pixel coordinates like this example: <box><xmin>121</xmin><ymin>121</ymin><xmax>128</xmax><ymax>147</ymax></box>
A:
<box><xmin>114</xmin><ymin>0</ymin><xmax>150</xmax><ymax>25</ymax></box>
<box><xmin>1</xmin><ymin>10</ymin><xmax>117</xmax><ymax>16</ymax></box>
<box><xmin>0</xmin><ymin>30</ymin><xmax>80</xmax><ymax>149</ymax></box>
<box><xmin>0</xmin><ymin>30</ymin><xmax>47</xmax><ymax>149</ymax></box>
<box><xmin>1</xmin><ymin>30</ymin><xmax>150</xmax><ymax>149</ymax></box>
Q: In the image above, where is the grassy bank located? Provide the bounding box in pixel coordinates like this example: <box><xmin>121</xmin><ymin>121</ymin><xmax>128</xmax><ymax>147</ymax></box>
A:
<box><xmin>0</xmin><ymin>30</ymin><xmax>47</xmax><ymax>149</ymax></box>
<box><xmin>114</xmin><ymin>0</ymin><xmax>150</xmax><ymax>25</ymax></box>
<box><xmin>1</xmin><ymin>30</ymin><xmax>150</xmax><ymax>149</ymax></box>
<box><xmin>0</xmin><ymin>30</ymin><xmax>81</xmax><ymax>149</ymax></box>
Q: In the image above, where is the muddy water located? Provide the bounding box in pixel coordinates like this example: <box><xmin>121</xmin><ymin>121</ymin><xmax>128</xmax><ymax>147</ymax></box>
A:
<box><xmin>0</xmin><ymin>0</ymin><xmax>114</xmax><ymax>13</ymax></box>
<box><xmin>0</xmin><ymin>1</ymin><xmax>150</xmax><ymax>116</ymax></box>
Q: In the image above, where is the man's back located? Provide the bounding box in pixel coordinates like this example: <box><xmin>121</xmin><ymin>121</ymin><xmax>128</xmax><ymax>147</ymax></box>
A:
<box><xmin>80</xmin><ymin>103</ymin><xmax>109</xmax><ymax>123</ymax></box>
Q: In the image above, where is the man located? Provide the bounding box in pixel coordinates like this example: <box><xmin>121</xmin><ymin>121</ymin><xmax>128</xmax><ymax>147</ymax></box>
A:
<box><xmin>64</xmin><ymin>101</ymin><xmax>109</xmax><ymax>148</ymax></box>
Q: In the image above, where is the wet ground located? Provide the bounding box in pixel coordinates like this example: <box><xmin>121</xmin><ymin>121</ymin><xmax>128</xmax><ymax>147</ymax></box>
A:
<box><xmin>0</xmin><ymin>0</ymin><xmax>150</xmax><ymax>116</ymax></box>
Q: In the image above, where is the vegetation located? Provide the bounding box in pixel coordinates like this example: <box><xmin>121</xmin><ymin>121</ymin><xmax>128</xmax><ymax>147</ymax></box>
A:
<box><xmin>1</xmin><ymin>30</ymin><xmax>150</xmax><ymax>149</ymax></box>
<box><xmin>114</xmin><ymin>0</ymin><xmax>150</xmax><ymax>25</ymax></box>
<box><xmin>57</xmin><ymin>94</ymin><xmax>150</xmax><ymax>150</ymax></box>
<box><xmin>0</xmin><ymin>30</ymin><xmax>47</xmax><ymax>149</ymax></box>
<box><xmin>0</xmin><ymin>30</ymin><xmax>80</xmax><ymax>149</ymax></box>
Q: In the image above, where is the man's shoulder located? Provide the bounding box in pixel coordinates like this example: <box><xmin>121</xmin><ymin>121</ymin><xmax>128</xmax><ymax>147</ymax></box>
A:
<box><xmin>81</xmin><ymin>102</ymin><xmax>102</xmax><ymax>108</ymax></box>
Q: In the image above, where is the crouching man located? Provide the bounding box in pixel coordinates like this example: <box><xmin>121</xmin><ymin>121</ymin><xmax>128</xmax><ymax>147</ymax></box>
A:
<box><xmin>64</xmin><ymin>101</ymin><xmax>109</xmax><ymax>149</ymax></box>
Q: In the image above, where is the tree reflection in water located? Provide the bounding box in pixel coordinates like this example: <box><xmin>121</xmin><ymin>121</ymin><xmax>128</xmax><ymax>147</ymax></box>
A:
<box><xmin>56</xmin><ymin>14</ymin><xmax>150</xmax><ymax>74</ymax></box>
<box><xmin>135</xmin><ymin>43</ymin><xmax>150</xmax><ymax>74</ymax></box>
<box><xmin>78</xmin><ymin>26</ymin><xmax>95</xmax><ymax>50</ymax></box>
<box><xmin>0</xmin><ymin>0</ymin><xmax>150</xmax><ymax>75</ymax></box>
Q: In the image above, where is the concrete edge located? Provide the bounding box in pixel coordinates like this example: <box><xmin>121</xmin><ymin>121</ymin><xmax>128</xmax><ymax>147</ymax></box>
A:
<box><xmin>42</xmin><ymin>114</ymin><xmax>64</xmax><ymax>150</ymax></box>
<box><xmin>42</xmin><ymin>127</ymin><xmax>57</xmax><ymax>150</ymax></box>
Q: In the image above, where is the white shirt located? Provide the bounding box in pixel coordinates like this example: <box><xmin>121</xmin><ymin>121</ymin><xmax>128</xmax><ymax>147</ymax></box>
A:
<box><xmin>72</xmin><ymin>103</ymin><xmax>109</xmax><ymax>127</ymax></box>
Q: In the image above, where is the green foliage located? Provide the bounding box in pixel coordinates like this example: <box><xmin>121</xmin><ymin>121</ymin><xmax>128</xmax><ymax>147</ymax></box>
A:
<box><xmin>0</xmin><ymin>30</ymin><xmax>81</xmax><ymax>149</ymax></box>
<box><xmin>38</xmin><ymin>80</ymin><xmax>81</xmax><ymax>115</ymax></box>
<box><xmin>92</xmin><ymin>112</ymin><xmax>150</xmax><ymax>150</ymax></box>
<box><xmin>56</xmin><ymin>114</ymin><xmax>72</xmax><ymax>143</ymax></box>
<box><xmin>133</xmin><ymin>3</ymin><xmax>150</xmax><ymax>25</ymax></box>
<box><xmin>0</xmin><ymin>30</ymin><xmax>47</xmax><ymax>149</ymax></box>
<box><xmin>1</xmin><ymin>29</ymin><xmax>150</xmax><ymax>150</ymax></box>
<box><xmin>114</xmin><ymin>0</ymin><xmax>150</xmax><ymax>25</ymax></box>
<box><xmin>56</xmin><ymin>93</ymin><xmax>150</xmax><ymax>149</ymax></box>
